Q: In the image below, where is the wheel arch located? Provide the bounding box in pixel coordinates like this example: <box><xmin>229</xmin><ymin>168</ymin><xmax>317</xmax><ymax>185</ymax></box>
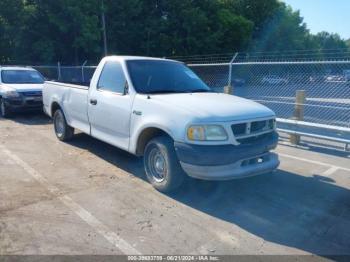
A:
<box><xmin>135</xmin><ymin>127</ymin><xmax>173</xmax><ymax>156</ymax></box>
<box><xmin>51</xmin><ymin>101</ymin><xmax>62</xmax><ymax>116</ymax></box>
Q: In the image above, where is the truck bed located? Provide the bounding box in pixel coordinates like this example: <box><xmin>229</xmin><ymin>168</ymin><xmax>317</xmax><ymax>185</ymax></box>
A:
<box><xmin>44</xmin><ymin>80</ymin><xmax>89</xmax><ymax>90</ymax></box>
<box><xmin>43</xmin><ymin>81</ymin><xmax>90</xmax><ymax>134</ymax></box>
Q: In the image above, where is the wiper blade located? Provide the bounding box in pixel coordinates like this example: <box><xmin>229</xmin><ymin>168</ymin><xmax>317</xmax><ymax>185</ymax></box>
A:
<box><xmin>189</xmin><ymin>89</ymin><xmax>211</xmax><ymax>93</ymax></box>
<box><xmin>146</xmin><ymin>90</ymin><xmax>180</xmax><ymax>94</ymax></box>
<box><xmin>145</xmin><ymin>89</ymin><xmax>211</xmax><ymax>94</ymax></box>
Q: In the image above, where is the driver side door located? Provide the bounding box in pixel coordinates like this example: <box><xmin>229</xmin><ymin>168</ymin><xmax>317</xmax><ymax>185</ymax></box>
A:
<box><xmin>88</xmin><ymin>61</ymin><xmax>133</xmax><ymax>151</ymax></box>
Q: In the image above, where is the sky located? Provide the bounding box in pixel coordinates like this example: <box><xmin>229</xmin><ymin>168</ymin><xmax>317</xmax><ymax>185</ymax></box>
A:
<box><xmin>283</xmin><ymin>0</ymin><xmax>350</xmax><ymax>39</ymax></box>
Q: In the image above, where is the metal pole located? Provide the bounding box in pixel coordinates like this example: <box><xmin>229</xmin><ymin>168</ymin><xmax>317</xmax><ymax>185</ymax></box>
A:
<box><xmin>228</xmin><ymin>52</ymin><xmax>238</xmax><ymax>86</ymax></box>
<box><xmin>101</xmin><ymin>0</ymin><xmax>108</xmax><ymax>56</ymax></box>
<box><xmin>81</xmin><ymin>60</ymin><xmax>88</xmax><ymax>83</ymax></box>
<box><xmin>224</xmin><ymin>52</ymin><xmax>238</xmax><ymax>95</ymax></box>
<box><xmin>57</xmin><ymin>62</ymin><xmax>61</xmax><ymax>81</ymax></box>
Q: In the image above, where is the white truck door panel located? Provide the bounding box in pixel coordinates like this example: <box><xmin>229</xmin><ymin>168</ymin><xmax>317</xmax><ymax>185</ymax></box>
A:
<box><xmin>62</xmin><ymin>86</ymin><xmax>90</xmax><ymax>134</ymax></box>
<box><xmin>88</xmin><ymin>61</ymin><xmax>132</xmax><ymax>151</ymax></box>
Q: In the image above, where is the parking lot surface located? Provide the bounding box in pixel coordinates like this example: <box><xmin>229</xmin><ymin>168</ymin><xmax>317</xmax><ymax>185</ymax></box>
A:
<box><xmin>0</xmin><ymin>113</ymin><xmax>350</xmax><ymax>256</ymax></box>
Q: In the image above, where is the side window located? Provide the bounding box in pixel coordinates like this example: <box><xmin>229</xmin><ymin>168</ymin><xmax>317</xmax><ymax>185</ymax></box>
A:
<box><xmin>97</xmin><ymin>61</ymin><xmax>126</xmax><ymax>93</ymax></box>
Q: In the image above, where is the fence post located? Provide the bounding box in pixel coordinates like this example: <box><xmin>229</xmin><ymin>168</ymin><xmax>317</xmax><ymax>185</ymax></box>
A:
<box><xmin>290</xmin><ymin>90</ymin><xmax>306</xmax><ymax>145</ymax></box>
<box><xmin>224</xmin><ymin>52</ymin><xmax>238</xmax><ymax>95</ymax></box>
<box><xmin>57</xmin><ymin>62</ymin><xmax>61</xmax><ymax>81</ymax></box>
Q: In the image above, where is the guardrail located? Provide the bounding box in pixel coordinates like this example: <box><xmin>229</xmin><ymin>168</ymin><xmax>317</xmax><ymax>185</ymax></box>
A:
<box><xmin>277</xmin><ymin>118</ymin><xmax>350</xmax><ymax>151</ymax></box>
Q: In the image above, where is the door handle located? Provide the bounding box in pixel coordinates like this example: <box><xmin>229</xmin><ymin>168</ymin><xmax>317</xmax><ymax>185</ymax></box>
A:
<box><xmin>90</xmin><ymin>99</ymin><xmax>97</xmax><ymax>105</ymax></box>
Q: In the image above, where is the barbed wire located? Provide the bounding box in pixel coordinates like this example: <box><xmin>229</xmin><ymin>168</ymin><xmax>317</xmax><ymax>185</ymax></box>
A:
<box><xmin>168</xmin><ymin>49</ymin><xmax>350</xmax><ymax>64</ymax></box>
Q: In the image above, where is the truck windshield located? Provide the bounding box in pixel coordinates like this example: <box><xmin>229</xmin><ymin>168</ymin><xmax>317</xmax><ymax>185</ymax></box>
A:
<box><xmin>1</xmin><ymin>70</ymin><xmax>44</xmax><ymax>84</ymax></box>
<box><xmin>126</xmin><ymin>60</ymin><xmax>211</xmax><ymax>94</ymax></box>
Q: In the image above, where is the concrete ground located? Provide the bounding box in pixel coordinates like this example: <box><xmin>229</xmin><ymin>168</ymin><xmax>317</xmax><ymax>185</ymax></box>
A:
<box><xmin>0</xmin><ymin>113</ymin><xmax>349</xmax><ymax>256</ymax></box>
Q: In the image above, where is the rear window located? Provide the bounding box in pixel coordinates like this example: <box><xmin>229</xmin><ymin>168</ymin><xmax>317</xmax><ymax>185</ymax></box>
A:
<box><xmin>1</xmin><ymin>70</ymin><xmax>44</xmax><ymax>84</ymax></box>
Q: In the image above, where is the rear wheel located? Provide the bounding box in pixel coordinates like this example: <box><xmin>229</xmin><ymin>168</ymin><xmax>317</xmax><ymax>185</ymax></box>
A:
<box><xmin>144</xmin><ymin>136</ymin><xmax>185</xmax><ymax>193</ymax></box>
<box><xmin>0</xmin><ymin>99</ymin><xmax>11</xmax><ymax>118</ymax></box>
<box><xmin>53</xmin><ymin>109</ymin><xmax>74</xmax><ymax>141</ymax></box>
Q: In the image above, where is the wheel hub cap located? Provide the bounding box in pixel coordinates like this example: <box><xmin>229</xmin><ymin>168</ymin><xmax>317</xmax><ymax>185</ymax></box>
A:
<box><xmin>55</xmin><ymin>113</ymin><xmax>65</xmax><ymax>136</ymax></box>
<box><xmin>148</xmin><ymin>148</ymin><xmax>167</xmax><ymax>183</ymax></box>
<box><xmin>154</xmin><ymin>155</ymin><xmax>165</xmax><ymax>173</ymax></box>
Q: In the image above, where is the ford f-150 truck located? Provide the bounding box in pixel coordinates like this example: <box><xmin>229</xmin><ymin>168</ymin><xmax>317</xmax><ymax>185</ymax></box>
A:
<box><xmin>0</xmin><ymin>66</ymin><xmax>44</xmax><ymax>117</ymax></box>
<box><xmin>43</xmin><ymin>56</ymin><xmax>279</xmax><ymax>192</ymax></box>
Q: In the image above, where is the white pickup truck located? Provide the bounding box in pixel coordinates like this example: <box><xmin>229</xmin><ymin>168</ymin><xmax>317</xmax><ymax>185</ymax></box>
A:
<box><xmin>43</xmin><ymin>56</ymin><xmax>279</xmax><ymax>192</ymax></box>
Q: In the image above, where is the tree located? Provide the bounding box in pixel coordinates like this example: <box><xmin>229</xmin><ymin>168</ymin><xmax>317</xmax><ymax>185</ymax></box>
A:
<box><xmin>0</xmin><ymin>0</ymin><xmax>102</xmax><ymax>64</ymax></box>
<box><xmin>0</xmin><ymin>0</ymin><xmax>349</xmax><ymax>64</ymax></box>
<box><xmin>104</xmin><ymin>0</ymin><xmax>253</xmax><ymax>56</ymax></box>
<box><xmin>225</xmin><ymin>0</ymin><xmax>281</xmax><ymax>33</ymax></box>
<box><xmin>249</xmin><ymin>3</ymin><xmax>312</xmax><ymax>53</ymax></box>
<box><xmin>311</xmin><ymin>32</ymin><xmax>348</xmax><ymax>50</ymax></box>
<box><xmin>0</xmin><ymin>0</ymin><xmax>25</xmax><ymax>63</ymax></box>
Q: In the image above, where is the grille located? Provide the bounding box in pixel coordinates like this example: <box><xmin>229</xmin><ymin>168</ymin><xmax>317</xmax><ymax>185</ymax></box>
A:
<box><xmin>8</xmin><ymin>100</ymin><xmax>22</xmax><ymax>106</ymax></box>
<box><xmin>26</xmin><ymin>100</ymin><xmax>42</xmax><ymax>106</ymax></box>
<box><xmin>20</xmin><ymin>91</ymin><xmax>42</xmax><ymax>97</ymax></box>
<box><xmin>268</xmin><ymin>119</ymin><xmax>275</xmax><ymax>129</ymax></box>
<box><xmin>251</xmin><ymin>120</ymin><xmax>268</xmax><ymax>133</ymax></box>
<box><xmin>231</xmin><ymin>123</ymin><xmax>246</xmax><ymax>136</ymax></box>
<box><xmin>236</xmin><ymin>133</ymin><xmax>271</xmax><ymax>144</ymax></box>
<box><xmin>232</xmin><ymin>118</ymin><xmax>275</xmax><ymax>139</ymax></box>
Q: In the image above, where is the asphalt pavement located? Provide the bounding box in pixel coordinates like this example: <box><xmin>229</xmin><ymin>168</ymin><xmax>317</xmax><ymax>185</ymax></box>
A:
<box><xmin>0</xmin><ymin>113</ymin><xmax>350</xmax><ymax>256</ymax></box>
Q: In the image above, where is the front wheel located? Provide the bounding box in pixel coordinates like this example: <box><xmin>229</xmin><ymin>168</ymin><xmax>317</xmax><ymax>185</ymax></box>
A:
<box><xmin>144</xmin><ymin>136</ymin><xmax>185</xmax><ymax>193</ymax></box>
<box><xmin>53</xmin><ymin>109</ymin><xmax>74</xmax><ymax>141</ymax></box>
<box><xmin>0</xmin><ymin>99</ymin><xmax>11</xmax><ymax>118</ymax></box>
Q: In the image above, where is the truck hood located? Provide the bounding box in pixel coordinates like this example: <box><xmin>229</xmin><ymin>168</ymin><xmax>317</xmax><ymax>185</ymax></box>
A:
<box><xmin>151</xmin><ymin>92</ymin><xmax>275</xmax><ymax>122</ymax></box>
<box><xmin>2</xmin><ymin>83</ymin><xmax>43</xmax><ymax>92</ymax></box>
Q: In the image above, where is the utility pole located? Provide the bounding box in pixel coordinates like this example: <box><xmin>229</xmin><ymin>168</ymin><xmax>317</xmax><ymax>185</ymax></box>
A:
<box><xmin>147</xmin><ymin>30</ymin><xmax>151</xmax><ymax>56</ymax></box>
<box><xmin>101</xmin><ymin>0</ymin><xmax>108</xmax><ymax>56</ymax></box>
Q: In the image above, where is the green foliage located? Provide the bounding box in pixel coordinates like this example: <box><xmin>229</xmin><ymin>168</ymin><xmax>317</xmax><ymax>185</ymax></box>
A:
<box><xmin>311</xmin><ymin>32</ymin><xmax>348</xmax><ymax>50</ymax></box>
<box><xmin>103</xmin><ymin>0</ymin><xmax>253</xmax><ymax>57</ymax></box>
<box><xmin>0</xmin><ymin>0</ymin><xmax>348</xmax><ymax>64</ymax></box>
<box><xmin>250</xmin><ymin>3</ymin><xmax>310</xmax><ymax>52</ymax></box>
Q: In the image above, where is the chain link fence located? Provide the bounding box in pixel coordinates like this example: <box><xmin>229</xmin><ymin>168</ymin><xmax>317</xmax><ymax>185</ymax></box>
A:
<box><xmin>189</xmin><ymin>60</ymin><xmax>350</xmax><ymax>128</ymax></box>
<box><xmin>33</xmin><ymin>64</ymin><xmax>97</xmax><ymax>84</ymax></box>
<box><xmin>187</xmin><ymin>54</ymin><xmax>350</xmax><ymax>150</ymax></box>
<box><xmin>30</xmin><ymin>51</ymin><xmax>350</xmax><ymax>150</ymax></box>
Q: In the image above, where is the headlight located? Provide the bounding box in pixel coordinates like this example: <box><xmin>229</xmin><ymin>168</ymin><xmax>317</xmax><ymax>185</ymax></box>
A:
<box><xmin>187</xmin><ymin>125</ymin><xmax>228</xmax><ymax>141</ymax></box>
<box><xmin>3</xmin><ymin>87</ymin><xmax>20</xmax><ymax>98</ymax></box>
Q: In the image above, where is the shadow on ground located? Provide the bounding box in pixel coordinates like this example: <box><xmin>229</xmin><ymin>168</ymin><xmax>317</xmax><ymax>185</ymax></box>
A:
<box><xmin>279</xmin><ymin>136</ymin><xmax>350</xmax><ymax>159</ymax></box>
<box><xmin>68</xmin><ymin>133</ymin><xmax>350</xmax><ymax>256</ymax></box>
<box><xmin>0</xmin><ymin>111</ymin><xmax>51</xmax><ymax>125</ymax></box>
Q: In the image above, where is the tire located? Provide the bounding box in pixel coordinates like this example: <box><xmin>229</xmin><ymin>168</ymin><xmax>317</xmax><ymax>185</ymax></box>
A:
<box><xmin>144</xmin><ymin>136</ymin><xmax>185</xmax><ymax>193</ymax></box>
<box><xmin>0</xmin><ymin>99</ymin><xmax>12</xmax><ymax>118</ymax></box>
<box><xmin>53</xmin><ymin>109</ymin><xmax>74</xmax><ymax>141</ymax></box>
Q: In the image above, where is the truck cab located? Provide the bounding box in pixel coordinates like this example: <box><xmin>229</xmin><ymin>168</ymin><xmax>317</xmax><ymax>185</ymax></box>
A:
<box><xmin>43</xmin><ymin>56</ymin><xmax>279</xmax><ymax>192</ymax></box>
<box><xmin>0</xmin><ymin>66</ymin><xmax>44</xmax><ymax>117</ymax></box>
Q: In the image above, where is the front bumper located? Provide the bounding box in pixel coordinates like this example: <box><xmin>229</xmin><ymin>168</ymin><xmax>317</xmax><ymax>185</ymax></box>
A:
<box><xmin>180</xmin><ymin>152</ymin><xmax>279</xmax><ymax>180</ymax></box>
<box><xmin>3</xmin><ymin>97</ymin><xmax>43</xmax><ymax>112</ymax></box>
<box><xmin>174</xmin><ymin>131</ymin><xmax>279</xmax><ymax>180</ymax></box>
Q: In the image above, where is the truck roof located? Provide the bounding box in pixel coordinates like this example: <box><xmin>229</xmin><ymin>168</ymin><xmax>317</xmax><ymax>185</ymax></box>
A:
<box><xmin>0</xmin><ymin>66</ymin><xmax>36</xmax><ymax>71</ymax></box>
<box><xmin>103</xmin><ymin>55</ymin><xmax>179</xmax><ymax>63</ymax></box>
